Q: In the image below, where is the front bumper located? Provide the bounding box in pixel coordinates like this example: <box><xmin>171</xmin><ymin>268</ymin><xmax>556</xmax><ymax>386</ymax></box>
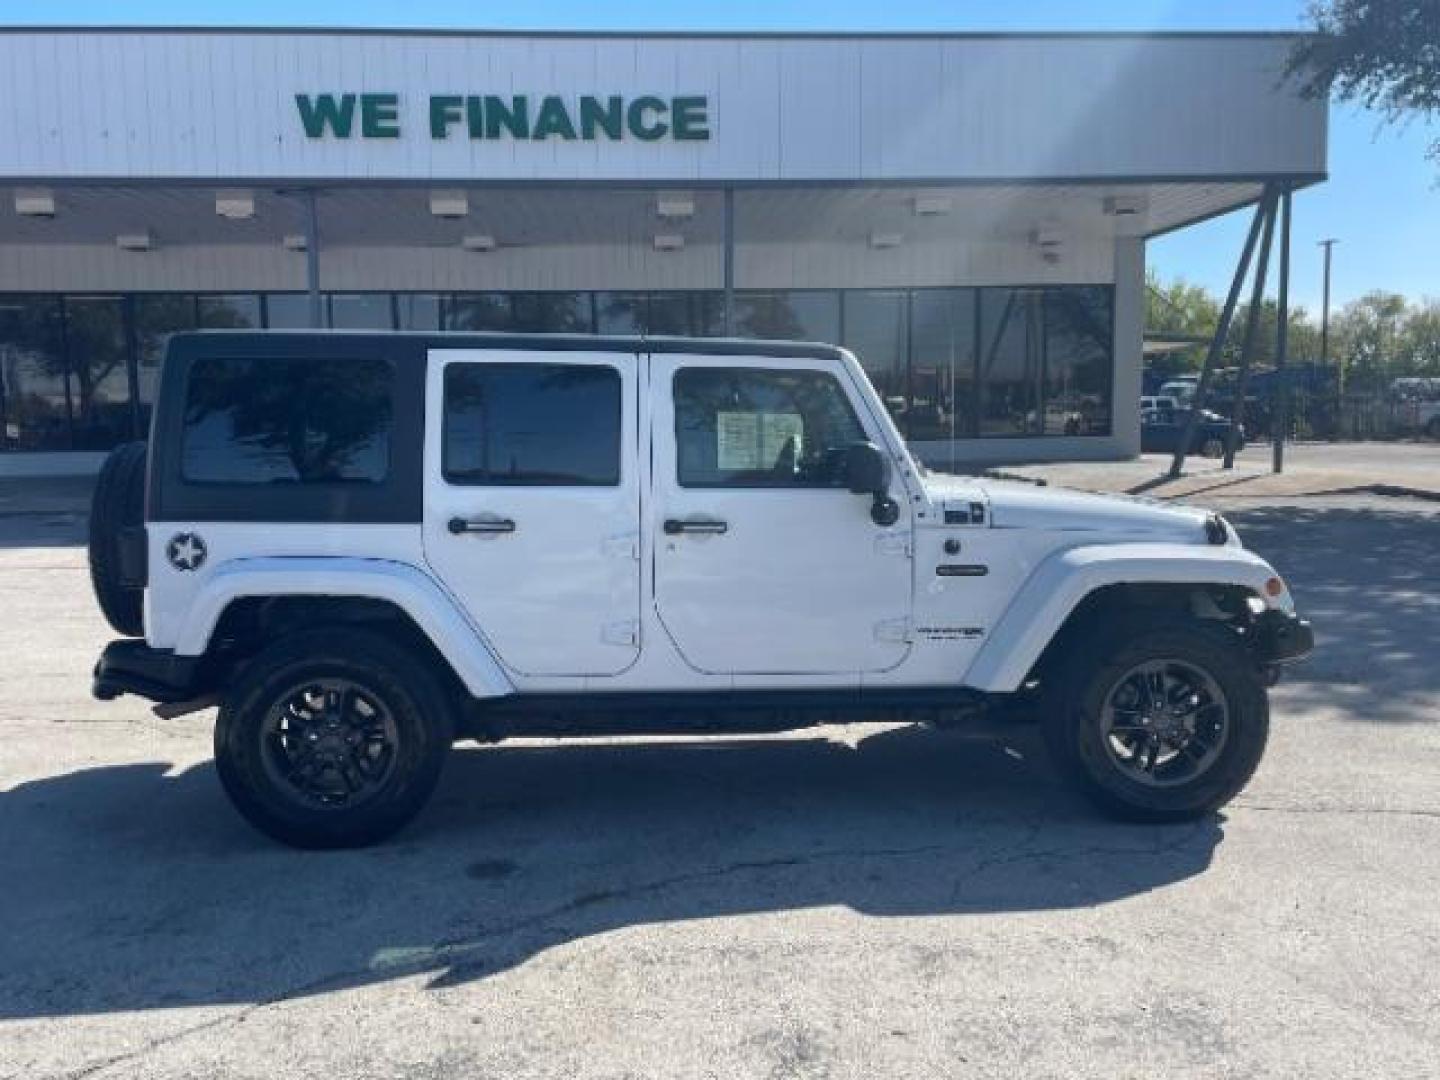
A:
<box><xmin>1253</xmin><ymin>610</ymin><xmax>1315</xmax><ymax>664</ymax></box>
<box><xmin>93</xmin><ymin>639</ymin><xmax>205</xmax><ymax>703</ymax></box>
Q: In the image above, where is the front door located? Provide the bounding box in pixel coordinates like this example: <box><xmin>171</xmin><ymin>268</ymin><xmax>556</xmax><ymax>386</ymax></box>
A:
<box><xmin>423</xmin><ymin>349</ymin><xmax>641</xmax><ymax>677</ymax></box>
<box><xmin>650</xmin><ymin>354</ymin><xmax>914</xmax><ymax>675</ymax></box>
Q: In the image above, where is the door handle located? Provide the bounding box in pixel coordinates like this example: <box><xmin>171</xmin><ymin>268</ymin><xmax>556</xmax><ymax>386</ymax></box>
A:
<box><xmin>448</xmin><ymin>516</ymin><xmax>517</xmax><ymax>535</ymax></box>
<box><xmin>664</xmin><ymin>517</ymin><xmax>728</xmax><ymax>535</ymax></box>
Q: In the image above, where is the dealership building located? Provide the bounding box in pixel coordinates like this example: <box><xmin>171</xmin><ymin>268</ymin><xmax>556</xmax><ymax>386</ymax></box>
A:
<box><xmin>0</xmin><ymin>27</ymin><xmax>1327</xmax><ymax>473</ymax></box>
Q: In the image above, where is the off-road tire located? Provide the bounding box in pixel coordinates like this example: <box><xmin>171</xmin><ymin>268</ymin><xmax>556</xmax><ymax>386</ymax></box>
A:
<box><xmin>1043</xmin><ymin>617</ymin><xmax>1269</xmax><ymax>822</ymax></box>
<box><xmin>88</xmin><ymin>440</ymin><xmax>147</xmax><ymax>637</ymax></box>
<box><xmin>215</xmin><ymin>627</ymin><xmax>455</xmax><ymax>849</ymax></box>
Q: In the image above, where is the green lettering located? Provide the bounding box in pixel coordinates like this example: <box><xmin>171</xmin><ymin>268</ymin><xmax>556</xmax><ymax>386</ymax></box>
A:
<box><xmin>360</xmin><ymin>93</ymin><xmax>401</xmax><ymax>138</ymax></box>
<box><xmin>671</xmin><ymin>96</ymin><xmax>709</xmax><ymax>140</ymax></box>
<box><xmin>430</xmin><ymin>95</ymin><xmax>463</xmax><ymax>138</ymax></box>
<box><xmin>579</xmin><ymin>96</ymin><xmax>623</xmax><ymax>140</ymax></box>
<box><xmin>295</xmin><ymin>93</ymin><xmax>356</xmax><ymax>138</ymax></box>
<box><xmin>532</xmin><ymin>96</ymin><xmax>578</xmax><ymax>140</ymax></box>
<box><xmin>466</xmin><ymin>95</ymin><xmax>484</xmax><ymax>138</ymax></box>
<box><xmin>484</xmin><ymin>95</ymin><xmax>530</xmax><ymax>139</ymax></box>
<box><xmin>626</xmin><ymin>96</ymin><xmax>668</xmax><ymax>141</ymax></box>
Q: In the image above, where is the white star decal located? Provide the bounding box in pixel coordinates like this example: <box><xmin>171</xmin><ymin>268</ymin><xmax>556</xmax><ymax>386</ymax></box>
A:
<box><xmin>167</xmin><ymin>533</ymin><xmax>206</xmax><ymax>571</ymax></box>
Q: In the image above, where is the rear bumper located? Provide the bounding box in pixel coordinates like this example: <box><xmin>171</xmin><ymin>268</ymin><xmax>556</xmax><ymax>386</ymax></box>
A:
<box><xmin>1253</xmin><ymin>610</ymin><xmax>1315</xmax><ymax>664</ymax></box>
<box><xmin>93</xmin><ymin>639</ymin><xmax>204</xmax><ymax>703</ymax></box>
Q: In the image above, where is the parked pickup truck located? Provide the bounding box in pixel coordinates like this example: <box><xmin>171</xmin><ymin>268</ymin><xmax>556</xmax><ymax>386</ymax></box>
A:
<box><xmin>89</xmin><ymin>332</ymin><xmax>1312</xmax><ymax>847</ymax></box>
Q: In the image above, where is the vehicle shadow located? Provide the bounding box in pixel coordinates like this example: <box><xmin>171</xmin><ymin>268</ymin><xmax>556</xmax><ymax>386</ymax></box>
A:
<box><xmin>0</xmin><ymin>724</ymin><xmax>1221</xmax><ymax>1019</ymax></box>
<box><xmin>0</xmin><ymin>511</ymin><xmax>86</xmax><ymax>549</ymax></box>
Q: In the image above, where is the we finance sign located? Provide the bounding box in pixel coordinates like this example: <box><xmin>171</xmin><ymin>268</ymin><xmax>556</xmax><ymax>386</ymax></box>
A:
<box><xmin>295</xmin><ymin>93</ymin><xmax>710</xmax><ymax>142</ymax></box>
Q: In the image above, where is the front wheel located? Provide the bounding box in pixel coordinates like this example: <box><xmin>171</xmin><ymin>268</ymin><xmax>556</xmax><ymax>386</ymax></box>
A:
<box><xmin>215</xmin><ymin>627</ymin><xmax>455</xmax><ymax>848</ymax></box>
<box><xmin>1044</xmin><ymin>619</ymin><xmax>1269</xmax><ymax>822</ymax></box>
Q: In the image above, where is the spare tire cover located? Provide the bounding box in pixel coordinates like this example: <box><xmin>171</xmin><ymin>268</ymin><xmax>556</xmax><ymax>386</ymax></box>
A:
<box><xmin>88</xmin><ymin>440</ymin><xmax>147</xmax><ymax>637</ymax></box>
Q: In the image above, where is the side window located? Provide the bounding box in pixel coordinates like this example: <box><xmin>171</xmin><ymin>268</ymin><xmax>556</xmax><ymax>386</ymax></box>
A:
<box><xmin>674</xmin><ymin>367</ymin><xmax>867</xmax><ymax>488</ymax></box>
<box><xmin>181</xmin><ymin>355</ymin><xmax>392</xmax><ymax>484</ymax></box>
<box><xmin>443</xmin><ymin>362</ymin><xmax>621</xmax><ymax>486</ymax></box>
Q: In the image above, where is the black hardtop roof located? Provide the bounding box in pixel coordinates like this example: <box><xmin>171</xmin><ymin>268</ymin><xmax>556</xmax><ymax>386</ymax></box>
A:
<box><xmin>167</xmin><ymin>329</ymin><xmax>850</xmax><ymax>363</ymax></box>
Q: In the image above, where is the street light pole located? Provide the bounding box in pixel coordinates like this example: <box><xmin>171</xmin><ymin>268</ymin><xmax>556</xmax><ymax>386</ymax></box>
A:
<box><xmin>1318</xmin><ymin>238</ymin><xmax>1338</xmax><ymax>368</ymax></box>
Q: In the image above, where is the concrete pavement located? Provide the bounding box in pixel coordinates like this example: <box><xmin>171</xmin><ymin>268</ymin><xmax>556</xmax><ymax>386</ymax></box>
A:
<box><xmin>988</xmin><ymin>441</ymin><xmax>1440</xmax><ymax>503</ymax></box>
<box><xmin>0</xmin><ymin>478</ymin><xmax>1437</xmax><ymax>1078</ymax></box>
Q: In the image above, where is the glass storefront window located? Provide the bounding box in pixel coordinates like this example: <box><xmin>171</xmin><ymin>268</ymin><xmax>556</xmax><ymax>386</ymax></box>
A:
<box><xmin>0</xmin><ymin>295</ymin><xmax>70</xmax><ymax>450</ymax></box>
<box><xmin>264</xmin><ymin>293</ymin><xmax>315</xmax><ymax>329</ymax></box>
<box><xmin>0</xmin><ymin>287</ymin><xmax>1113</xmax><ymax>455</ymax></box>
<box><xmin>395</xmin><ymin>294</ymin><xmax>441</xmax><ymax>331</ymax></box>
<box><xmin>198</xmin><ymin>294</ymin><xmax>261</xmax><ymax>330</ymax></box>
<box><xmin>510</xmin><ymin>292</ymin><xmax>593</xmax><ymax>334</ymax></box>
<box><xmin>1045</xmin><ymin>287</ymin><xmax>1114</xmax><ymax>436</ymax></box>
<box><xmin>64</xmin><ymin>297</ymin><xmax>136</xmax><ymax>449</ymax></box>
<box><xmin>909</xmin><ymin>289</ymin><xmax>977</xmax><ymax>443</ymax></box>
<box><xmin>734</xmin><ymin>291</ymin><xmax>841</xmax><ymax>343</ymax></box>
<box><xmin>329</xmin><ymin>293</ymin><xmax>394</xmax><ymax>330</ymax></box>
<box><xmin>978</xmin><ymin>289</ymin><xmax>1042</xmax><ymax>437</ymax></box>
<box><xmin>692</xmin><ymin>292</ymin><xmax>726</xmax><ymax>337</ymax></box>
<box><xmin>446</xmin><ymin>293</ymin><xmax>513</xmax><ymax>332</ymax></box>
<box><xmin>644</xmin><ymin>292</ymin><xmax>695</xmax><ymax>336</ymax></box>
<box><xmin>134</xmin><ymin>295</ymin><xmax>199</xmax><ymax>425</ymax></box>
<box><xmin>843</xmin><ymin>291</ymin><xmax>909</xmax><ymax>428</ymax></box>
<box><xmin>595</xmin><ymin>292</ymin><xmax>648</xmax><ymax>335</ymax></box>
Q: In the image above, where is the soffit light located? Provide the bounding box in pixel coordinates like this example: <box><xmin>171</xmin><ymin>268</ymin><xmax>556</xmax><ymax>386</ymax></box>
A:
<box><xmin>15</xmin><ymin>188</ymin><xmax>56</xmax><ymax>217</ymax></box>
<box><xmin>282</xmin><ymin>234</ymin><xmax>308</xmax><ymax>251</ymax></box>
<box><xmin>461</xmin><ymin>234</ymin><xmax>498</xmax><ymax>252</ymax></box>
<box><xmin>215</xmin><ymin>190</ymin><xmax>255</xmax><ymax>220</ymax></box>
<box><xmin>430</xmin><ymin>191</ymin><xmax>469</xmax><ymax>219</ymax></box>
<box><xmin>868</xmin><ymin>232</ymin><xmax>903</xmax><ymax>250</ymax></box>
<box><xmin>912</xmin><ymin>195</ymin><xmax>952</xmax><ymax>216</ymax></box>
<box><xmin>656</xmin><ymin>194</ymin><xmax>695</xmax><ymax>220</ymax></box>
<box><xmin>1030</xmin><ymin>227</ymin><xmax>1064</xmax><ymax>265</ymax></box>
<box><xmin>653</xmin><ymin>233</ymin><xmax>685</xmax><ymax>252</ymax></box>
<box><xmin>1103</xmin><ymin>195</ymin><xmax>1147</xmax><ymax>217</ymax></box>
<box><xmin>116</xmin><ymin>231</ymin><xmax>153</xmax><ymax>252</ymax></box>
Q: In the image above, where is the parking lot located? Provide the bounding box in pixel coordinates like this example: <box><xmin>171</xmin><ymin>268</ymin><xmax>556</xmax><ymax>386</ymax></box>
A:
<box><xmin>1</xmin><ymin>472</ymin><xmax>1438</xmax><ymax>1078</ymax></box>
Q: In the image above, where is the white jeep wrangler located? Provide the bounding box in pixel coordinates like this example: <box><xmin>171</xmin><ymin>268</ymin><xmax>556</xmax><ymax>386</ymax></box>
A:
<box><xmin>90</xmin><ymin>331</ymin><xmax>1312</xmax><ymax>848</ymax></box>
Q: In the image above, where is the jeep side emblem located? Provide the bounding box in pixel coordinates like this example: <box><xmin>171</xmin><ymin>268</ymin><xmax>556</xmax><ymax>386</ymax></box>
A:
<box><xmin>166</xmin><ymin>532</ymin><xmax>207</xmax><ymax>572</ymax></box>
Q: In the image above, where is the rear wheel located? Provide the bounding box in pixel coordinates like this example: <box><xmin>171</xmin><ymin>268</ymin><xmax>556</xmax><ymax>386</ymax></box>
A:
<box><xmin>88</xmin><ymin>440</ymin><xmax>147</xmax><ymax>637</ymax></box>
<box><xmin>214</xmin><ymin>627</ymin><xmax>455</xmax><ymax>848</ymax></box>
<box><xmin>1044</xmin><ymin>618</ymin><xmax>1269</xmax><ymax>822</ymax></box>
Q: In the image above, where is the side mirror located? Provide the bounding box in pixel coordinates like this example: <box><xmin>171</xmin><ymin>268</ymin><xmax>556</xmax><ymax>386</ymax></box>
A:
<box><xmin>844</xmin><ymin>441</ymin><xmax>901</xmax><ymax>527</ymax></box>
<box><xmin>845</xmin><ymin>441</ymin><xmax>891</xmax><ymax>495</ymax></box>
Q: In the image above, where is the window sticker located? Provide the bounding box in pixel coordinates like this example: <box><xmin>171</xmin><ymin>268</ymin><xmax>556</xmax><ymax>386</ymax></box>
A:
<box><xmin>716</xmin><ymin>411</ymin><xmax>804</xmax><ymax>471</ymax></box>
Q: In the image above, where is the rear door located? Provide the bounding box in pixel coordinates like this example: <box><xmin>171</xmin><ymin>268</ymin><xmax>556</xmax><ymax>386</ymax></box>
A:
<box><xmin>422</xmin><ymin>348</ymin><xmax>641</xmax><ymax>677</ymax></box>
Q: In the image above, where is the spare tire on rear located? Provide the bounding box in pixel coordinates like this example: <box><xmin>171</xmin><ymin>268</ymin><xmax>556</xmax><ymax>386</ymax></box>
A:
<box><xmin>88</xmin><ymin>441</ymin><xmax>148</xmax><ymax>637</ymax></box>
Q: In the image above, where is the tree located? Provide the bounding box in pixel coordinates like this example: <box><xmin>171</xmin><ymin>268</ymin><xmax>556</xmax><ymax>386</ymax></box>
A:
<box><xmin>1396</xmin><ymin>297</ymin><xmax>1440</xmax><ymax>375</ymax></box>
<box><xmin>1289</xmin><ymin>1</ymin><xmax>1440</xmax><ymax>165</ymax></box>
<box><xmin>1145</xmin><ymin>271</ymin><xmax>1219</xmax><ymax>339</ymax></box>
<box><xmin>1331</xmin><ymin>290</ymin><xmax>1410</xmax><ymax>388</ymax></box>
<box><xmin>1224</xmin><ymin>300</ymin><xmax>1326</xmax><ymax>366</ymax></box>
<box><xmin>1144</xmin><ymin>272</ymin><xmax>1218</xmax><ymax>377</ymax></box>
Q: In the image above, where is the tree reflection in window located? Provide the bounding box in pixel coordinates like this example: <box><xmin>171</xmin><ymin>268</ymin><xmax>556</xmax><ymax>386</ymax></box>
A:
<box><xmin>181</xmin><ymin>356</ymin><xmax>392</xmax><ymax>483</ymax></box>
<box><xmin>443</xmin><ymin>363</ymin><xmax>620</xmax><ymax>486</ymax></box>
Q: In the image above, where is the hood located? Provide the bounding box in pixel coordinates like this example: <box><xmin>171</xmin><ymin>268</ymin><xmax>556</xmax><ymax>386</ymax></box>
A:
<box><xmin>922</xmin><ymin>475</ymin><xmax>1216</xmax><ymax>543</ymax></box>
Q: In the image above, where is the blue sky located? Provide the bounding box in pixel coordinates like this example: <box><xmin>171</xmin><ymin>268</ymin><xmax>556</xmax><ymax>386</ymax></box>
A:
<box><xmin>6</xmin><ymin>0</ymin><xmax>1434</xmax><ymax>315</ymax></box>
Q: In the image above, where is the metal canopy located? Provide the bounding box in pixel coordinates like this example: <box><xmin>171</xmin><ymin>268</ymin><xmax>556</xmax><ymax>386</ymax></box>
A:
<box><xmin>1</xmin><ymin>180</ymin><xmax>1272</xmax><ymax>250</ymax></box>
